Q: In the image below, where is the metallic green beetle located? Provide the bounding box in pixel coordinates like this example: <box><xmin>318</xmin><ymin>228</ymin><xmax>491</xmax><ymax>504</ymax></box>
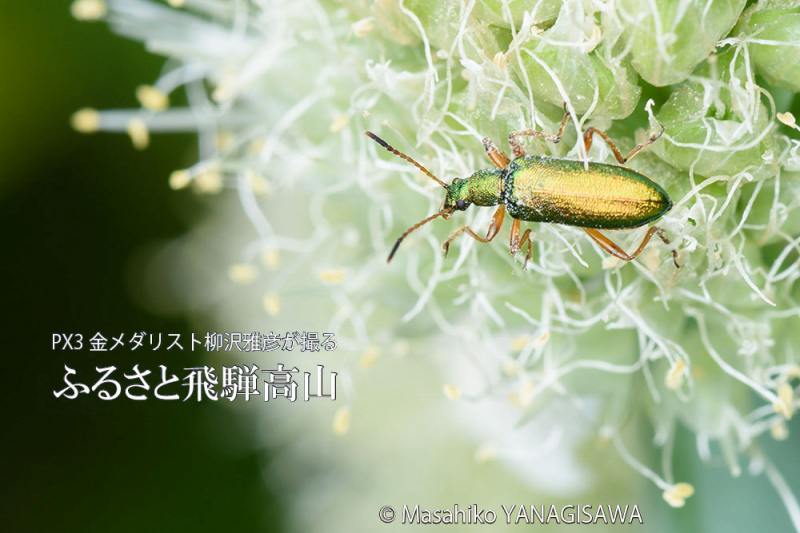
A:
<box><xmin>367</xmin><ymin>106</ymin><xmax>678</xmax><ymax>268</ymax></box>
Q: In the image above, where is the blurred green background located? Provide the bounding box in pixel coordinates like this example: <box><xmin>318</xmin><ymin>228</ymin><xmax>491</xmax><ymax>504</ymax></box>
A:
<box><xmin>3</xmin><ymin>3</ymin><xmax>282</xmax><ymax>532</ymax></box>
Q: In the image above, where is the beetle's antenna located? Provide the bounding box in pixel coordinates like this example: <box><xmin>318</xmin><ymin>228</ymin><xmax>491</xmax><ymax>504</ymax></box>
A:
<box><xmin>387</xmin><ymin>210</ymin><xmax>448</xmax><ymax>263</ymax></box>
<box><xmin>365</xmin><ymin>131</ymin><xmax>448</xmax><ymax>189</ymax></box>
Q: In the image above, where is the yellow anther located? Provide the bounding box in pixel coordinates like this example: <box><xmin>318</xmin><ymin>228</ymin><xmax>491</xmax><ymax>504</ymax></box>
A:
<box><xmin>167</xmin><ymin>0</ymin><xmax>185</xmax><ymax>7</ymax></box>
<box><xmin>474</xmin><ymin>443</ymin><xmax>497</xmax><ymax>463</ymax></box>
<box><xmin>262</xmin><ymin>292</ymin><xmax>280</xmax><ymax>316</ymax></box>
<box><xmin>492</xmin><ymin>52</ymin><xmax>507</xmax><ymax>70</ymax></box>
<box><xmin>168</xmin><ymin>169</ymin><xmax>191</xmax><ymax>190</ymax></box>
<box><xmin>533</xmin><ymin>330</ymin><xmax>550</xmax><ymax>348</ymax></box>
<box><xmin>126</xmin><ymin>118</ymin><xmax>150</xmax><ymax>150</ymax></box>
<box><xmin>359</xmin><ymin>346</ymin><xmax>380</xmax><ymax>369</ymax></box>
<box><xmin>332</xmin><ymin>407</ymin><xmax>351</xmax><ymax>435</ymax></box>
<box><xmin>246</xmin><ymin>171</ymin><xmax>271</xmax><ymax>195</ymax></box>
<box><xmin>318</xmin><ymin>268</ymin><xmax>346</xmax><ymax>285</ymax></box>
<box><xmin>71</xmin><ymin>0</ymin><xmax>106</xmax><ymax>21</ymax></box>
<box><xmin>329</xmin><ymin>113</ymin><xmax>350</xmax><ymax>133</ymax></box>
<box><xmin>70</xmin><ymin>108</ymin><xmax>100</xmax><ymax>133</ymax></box>
<box><xmin>662</xmin><ymin>483</ymin><xmax>695</xmax><ymax>508</ymax></box>
<box><xmin>351</xmin><ymin>17</ymin><xmax>374</xmax><ymax>38</ymax></box>
<box><xmin>672</xmin><ymin>483</ymin><xmax>694</xmax><ymax>498</ymax></box>
<box><xmin>228</xmin><ymin>263</ymin><xmax>258</xmax><ymax>284</ymax></box>
<box><xmin>442</xmin><ymin>384</ymin><xmax>461</xmax><ymax>400</ymax></box>
<box><xmin>771</xmin><ymin>420</ymin><xmax>789</xmax><ymax>441</ymax></box>
<box><xmin>773</xmin><ymin>383</ymin><xmax>795</xmax><ymax>420</ymax></box>
<box><xmin>136</xmin><ymin>85</ymin><xmax>169</xmax><ymax>111</ymax></box>
<box><xmin>212</xmin><ymin>73</ymin><xmax>236</xmax><ymax>102</ymax></box>
<box><xmin>511</xmin><ymin>335</ymin><xmax>531</xmax><ymax>351</ymax></box>
<box><xmin>193</xmin><ymin>169</ymin><xmax>223</xmax><ymax>194</ymax></box>
<box><xmin>666</xmin><ymin>359</ymin><xmax>686</xmax><ymax>390</ymax></box>
<box><xmin>777</xmin><ymin>111</ymin><xmax>797</xmax><ymax>128</ymax></box>
<box><xmin>260</xmin><ymin>248</ymin><xmax>280</xmax><ymax>270</ymax></box>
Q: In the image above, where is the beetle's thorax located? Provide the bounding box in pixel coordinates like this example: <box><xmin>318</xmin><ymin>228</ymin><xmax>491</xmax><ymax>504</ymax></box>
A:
<box><xmin>444</xmin><ymin>168</ymin><xmax>503</xmax><ymax>211</ymax></box>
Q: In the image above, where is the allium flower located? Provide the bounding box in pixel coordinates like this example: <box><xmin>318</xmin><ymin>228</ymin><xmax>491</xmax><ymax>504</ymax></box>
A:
<box><xmin>74</xmin><ymin>0</ymin><xmax>800</xmax><ymax>530</ymax></box>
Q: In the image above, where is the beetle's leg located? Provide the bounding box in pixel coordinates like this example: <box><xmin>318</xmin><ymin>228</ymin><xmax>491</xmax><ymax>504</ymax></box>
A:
<box><xmin>509</xmin><ymin>218</ymin><xmax>534</xmax><ymax>268</ymax></box>
<box><xmin>441</xmin><ymin>226</ymin><xmax>492</xmax><ymax>257</ymax></box>
<box><xmin>486</xmin><ymin>205</ymin><xmax>506</xmax><ymax>240</ymax></box>
<box><xmin>584</xmin><ymin>226</ymin><xmax>679</xmax><ymax>268</ymax></box>
<box><xmin>509</xmin><ymin>218</ymin><xmax>522</xmax><ymax>253</ymax></box>
<box><xmin>482</xmin><ymin>138</ymin><xmax>511</xmax><ymax>168</ymax></box>
<box><xmin>442</xmin><ymin>206</ymin><xmax>505</xmax><ymax>256</ymax></box>
<box><xmin>508</xmin><ymin>103</ymin><xmax>570</xmax><ymax>158</ymax></box>
<box><xmin>583</xmin><ymin>227</ymin><xmax>656</xmax><ymax>261</ymax></box>
<box><xmin>583</xmin><ymin>123</ymin><xmax>665</xmax><ymax>165</ymax></box>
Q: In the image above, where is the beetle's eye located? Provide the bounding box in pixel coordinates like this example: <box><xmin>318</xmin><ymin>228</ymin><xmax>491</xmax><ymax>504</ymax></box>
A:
<box><xmin>456</xmin><ymin>200</ymin><xmax>467</xmax><ymax>210</ymax></box>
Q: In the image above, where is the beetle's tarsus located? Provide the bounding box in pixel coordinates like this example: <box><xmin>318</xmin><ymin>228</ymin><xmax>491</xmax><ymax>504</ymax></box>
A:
<box><xmin>649</xmin><ymin>124</ymin><xmax>665</xmax><ymax>142</ymax></box>
<box><xmin>671</xmin><ymin>250</ymin><xmax>681</xmax><ymax>269</ymax></box>
<box><xmin>483</xmin><ymin>137</ymin><xmax>511</xmax><ymax>168</ymax></box>
<box><xmin>523</xmin><ymin>247</ymin><xmax>533</xmax><ymax>270</ymax></box>
<box><xmin>508</xmin><ymin>105</ymin><xmax>570</xmax><ymax>157</ymax></box>
<box><xmin>654</xmin><ymin>228</ymin><xmax>680</xmax><ymax>269</ymax></box>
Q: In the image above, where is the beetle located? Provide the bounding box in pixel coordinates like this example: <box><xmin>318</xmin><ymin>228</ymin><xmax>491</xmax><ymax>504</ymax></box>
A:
<box><xmin>366</xmin><ymin>105</ymin><xmax>679</xmax><ymax>268</ymax></box>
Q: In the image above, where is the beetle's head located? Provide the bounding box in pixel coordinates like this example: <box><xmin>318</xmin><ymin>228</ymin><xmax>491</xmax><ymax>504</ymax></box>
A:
<box><xmin>443</xmin><ymin>177</ymin><xmax>470</xmax><ymax>213</ymax></box>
